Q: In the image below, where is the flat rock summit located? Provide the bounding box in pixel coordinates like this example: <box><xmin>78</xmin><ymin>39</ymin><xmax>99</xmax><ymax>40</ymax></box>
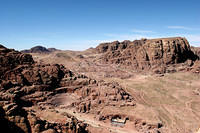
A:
<box><xmin>96</xmin><ymin>37</ymin><xmax>199</xmax><ymax>73</ymax></box>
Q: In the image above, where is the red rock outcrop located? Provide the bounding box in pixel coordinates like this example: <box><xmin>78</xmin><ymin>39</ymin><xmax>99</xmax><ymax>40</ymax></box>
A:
<box><xmin>191</xmin><ymin>46</ymin><xmax>200</xmax><ymax>59</ymax></box>
<box><xmin>73</xmin><ymin>81</ymin><xmax>135</xmax><ymax>113</ymax></box>
<box><xmin>0</xmin><ymin>45</ymin><xmax>89</xmax><ymax>133</ymax></box>
<box><xmin>96</xmin><ymin>37</ymin><xmax>198</xmax><ymax>73</ymax></box>
<box><xmin>0</xmin><ymin>44</ymin><xmax>34</xmax><ymax>78</ymax></box>
<box><xmin>190</xmin><ymin>60</ymin><xmax>200</xmax><ymax>74</ymax></box>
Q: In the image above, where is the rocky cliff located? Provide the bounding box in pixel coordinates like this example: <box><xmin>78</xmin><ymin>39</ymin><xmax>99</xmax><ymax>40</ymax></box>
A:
<box><xmin>96</xmin><ymin>37</ymin><xmax>198</xmax><ymax>73</ymax></box>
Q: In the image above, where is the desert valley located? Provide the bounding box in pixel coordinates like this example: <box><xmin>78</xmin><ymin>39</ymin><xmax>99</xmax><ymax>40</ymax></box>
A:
<box><xmin>1</xmin><ymin>37</ymin><xmax>200</xmax><ymax>133</ymax></box>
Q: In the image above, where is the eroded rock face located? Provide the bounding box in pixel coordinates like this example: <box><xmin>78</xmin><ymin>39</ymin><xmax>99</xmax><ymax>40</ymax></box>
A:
<box><xmin>191</xmin><ymin>46</ymin><xmax>200</xmax><ymax>59</ymax></box>
<box><xmin>190</xmin><ymin>60</ymin><xmax>200</xmax><ymax>74</ymax></box>
<box><xmin>0</xmin><ymin>101</ymin><xmax>88</xmax><ymax>133</ymax></box>
<box><xmin>0</xmin><ymin>44</ymin><xmax>166</xmax><ymax>133</ymax></box>
<box><xmin>0</xmin><ymin>45</ymin><xmax>89</xmax><ymax>133</ymax></box>
<box><xmin>96</xmin><ymin>37</ymin><xmax>198</xmax><ymax>73</ymax></box>
<box><xmin>0</xmin><ymin>45</ymin><xmax>34</xmax><ymax>78</ymax></box>
<box><xmin>73</xmin><ymin>81</ymin><xmax>135</xmax><ymax>113</ymax></box>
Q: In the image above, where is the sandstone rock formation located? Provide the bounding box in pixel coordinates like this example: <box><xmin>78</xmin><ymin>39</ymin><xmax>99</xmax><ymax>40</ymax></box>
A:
<box><xmin>0</xmin><ymin>45</ymin><xmax>89</xmax><ymax>133</ymax></box>
<box><xmin>191</xmin><ymin>46</ymin><xmax>200</xmax><ymax>59</ymax></box>
<box><xmin>0</xmin><ymin>44</ymin><xmax>34</xmax><ymax>78</ymax></box>
<box><xmin>1</xmin><ymin>45</ymin><xmax>147</xmax><ymax>133</ymax></box>
<box><xmin>96</xmin><ymin>37</ymin><xmax>198</xmax><ymax>73</ymax></box>
<box><xmin>190</xmin><ymin>60</ymin><xmax>200</xmax><ymax>74</ymax></box>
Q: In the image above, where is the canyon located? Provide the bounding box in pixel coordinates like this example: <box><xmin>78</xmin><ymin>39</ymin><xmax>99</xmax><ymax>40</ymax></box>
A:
<box><xmin>1</xmin><ymin>37</ymin><xmax>200</xmax><ymax>133</ymax></box>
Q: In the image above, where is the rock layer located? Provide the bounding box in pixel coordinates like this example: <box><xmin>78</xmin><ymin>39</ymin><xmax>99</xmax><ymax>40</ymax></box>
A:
<box><xmin>96</xmin><ymin>37</ymin><xmax>198</xmax><ymax>73</ymax></box>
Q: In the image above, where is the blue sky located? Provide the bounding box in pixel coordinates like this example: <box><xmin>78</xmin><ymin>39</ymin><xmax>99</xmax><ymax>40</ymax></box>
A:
<box><xmin>0</xmin><ymin>0</ymin><xmax>199</xmax><ymax>50</ymax></box>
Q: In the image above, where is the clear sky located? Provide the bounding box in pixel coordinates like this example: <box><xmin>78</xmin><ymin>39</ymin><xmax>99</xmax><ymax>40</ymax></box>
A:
<box><xmin>0</xmin><ymin>0</ymin><xmax>199</xmax><ymax>50</ymax></box>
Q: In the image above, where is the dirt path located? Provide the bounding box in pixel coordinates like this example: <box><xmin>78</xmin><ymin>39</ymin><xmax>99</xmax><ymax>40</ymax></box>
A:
<box><xmin>56</xmin><ymin>107</ymin><xmax>139</xmax><ymax>133</ymax></box>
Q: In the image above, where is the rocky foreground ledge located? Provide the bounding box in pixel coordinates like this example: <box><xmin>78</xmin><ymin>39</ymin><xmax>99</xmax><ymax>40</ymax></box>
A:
<box><xmin>0</xmin><ymin>45</ymin><xmax>89</xmax><ymax>133</ymax></box>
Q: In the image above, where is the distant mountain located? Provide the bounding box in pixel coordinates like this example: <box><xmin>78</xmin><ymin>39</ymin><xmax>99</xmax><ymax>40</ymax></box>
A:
<box><xmin>47</xmin><ymin>48</ymin><xmax>58</xmax><ymax>52</ymax></box>
<box><xmin>21</xmin><ymin>45</ymin><xmax>59</xmax><ymax>53</ymax></box>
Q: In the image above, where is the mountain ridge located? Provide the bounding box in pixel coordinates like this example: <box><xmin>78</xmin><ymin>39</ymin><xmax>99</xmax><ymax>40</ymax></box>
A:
<box><xmin>21</xmin><ymin>45</ymin><xmax>59</xmax><ymax>53</ymax></box>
